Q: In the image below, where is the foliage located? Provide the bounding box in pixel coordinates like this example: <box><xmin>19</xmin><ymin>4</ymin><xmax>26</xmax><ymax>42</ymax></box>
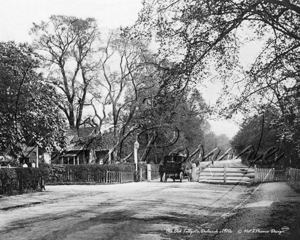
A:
<box><xmin>0</xmin><ymin>41</ymin><xmax>65</xmax><ymax>157</ymax></box>
<box><xmin>232</xmin><ymin>112</ymin><xmax>277</xmax><ymax>153</ymax></box>
<box><xmin>0</xmin><ymin>167</ymin><xmax>47</xmax><ymax>195</ymax></box>
<box><xmin>127</xmin><ymin>86</ymin><xmax>209</xmax><ymax>163</ymax></box>
<box><xmin>230</xmin><ymin>109</ymin><xmax>294</xmax><ymax>166</ymax></box>
<box><xmin>135</xmin><ymin>0</ymin><xmax>300</xmax><ymax>161</ymax></box>
<box><xmin>167</xmin><ymin>89</ymin><xmax>208</xmax><ymax>151</ymax></box>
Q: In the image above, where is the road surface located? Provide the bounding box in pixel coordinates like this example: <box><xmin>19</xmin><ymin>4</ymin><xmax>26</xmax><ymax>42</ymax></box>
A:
<box><xmin>0</xmin><ymin>179</ymin><xmax>299</xmax><ymax>239</ymax></box>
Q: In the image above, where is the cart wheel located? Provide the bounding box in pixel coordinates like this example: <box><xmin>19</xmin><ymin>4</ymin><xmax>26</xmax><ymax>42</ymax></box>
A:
<box><xmin>187</xmin><ymin>172</ymin><xmax>191</xmax><ymax>181</ymax></box>
<box><xmin>180</xmin><ymin>172</ymin><xmax>183</xmax><ymax>182</ymax></box>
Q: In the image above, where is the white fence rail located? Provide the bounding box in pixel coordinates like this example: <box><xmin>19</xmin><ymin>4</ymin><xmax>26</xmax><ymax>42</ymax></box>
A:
<box><xmin>199</xmin><ymin>166</ymin><xmax>288</xmax><ymax>184</ymax></box>
<box><xmin>199</xmin><ymin>167</ymin><xmax>255</xmax><ymax>184</ymax></box>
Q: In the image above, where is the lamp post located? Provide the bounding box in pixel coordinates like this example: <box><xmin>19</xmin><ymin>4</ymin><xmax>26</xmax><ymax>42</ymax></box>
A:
<box><xmin>134</xmin><ymin>140</ymin><xmax>139</xmax><ymax>171</ymax></box>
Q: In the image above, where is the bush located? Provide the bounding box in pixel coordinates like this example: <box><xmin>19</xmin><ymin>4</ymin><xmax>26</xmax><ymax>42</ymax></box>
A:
<box><xmin>0</xmin><ymin>167</ymin><xmax>47</xmax><ymax>195</ymax></box>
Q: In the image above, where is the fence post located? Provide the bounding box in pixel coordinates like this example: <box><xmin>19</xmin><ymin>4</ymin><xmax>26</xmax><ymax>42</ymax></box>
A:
<box><xmin>296</xmin><ymin>169</ymin><xmax>298</xmax><ymax>189</ymax></box>
<box><xmin>139</xmin><ymin>166</ymin><xmax>143</xmax><ymax>182</ymax></box>
<box><xmin>147</xmin><ymin>164</ymin><xmax>151</xmax><ymax>182</ymax></box>
<box><xmin>224</xmin><ymin>166</ymin><xmax>227</xmax><ymax>184</ymax></box>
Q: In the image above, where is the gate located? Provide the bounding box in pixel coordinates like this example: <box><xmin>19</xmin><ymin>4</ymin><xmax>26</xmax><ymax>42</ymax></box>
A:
<box><xmin>199</xmin><ymin>166</ymin><xmax>288</xmax><ymax>184</ymax></box>
<box><xmin>286</xmin><ymin>167</ymin><xmax>300</xmax><ymax>191</ymax></box>
<box><xmin>199</xmin><ymin>166</ymin><xmax>255</xmax><ymax>184</ymax></box>
<box><xmin>254</xmin><ymin>168</ymin><xmax>286</xmax><ymax>183</ymax></box>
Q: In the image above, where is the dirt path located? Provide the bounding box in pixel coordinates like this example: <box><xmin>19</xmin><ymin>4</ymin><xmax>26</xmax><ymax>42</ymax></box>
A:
<box><xmin>0</xmin><ymin>181</ymin><xmax>299</xmax><ymax>239</ymax></box>
<box><xmin>0</xmin><ymin>181</ymin><xmax>251</xmax><ymax>240</ymax></box>
<box><xmin>212</xmin><ymin>182</ymin><xmax>300</xmax><ymax>240</ymax></box>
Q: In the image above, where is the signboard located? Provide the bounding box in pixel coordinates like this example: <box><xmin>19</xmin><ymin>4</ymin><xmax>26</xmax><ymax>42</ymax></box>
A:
<box><xmin>134</xmin><ymin>141</ymin><xmax>139</xmax><ymax>149</ymax></box>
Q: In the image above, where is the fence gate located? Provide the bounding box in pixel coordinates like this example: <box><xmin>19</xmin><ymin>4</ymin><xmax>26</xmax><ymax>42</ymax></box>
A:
<box><xmin>254</xmin><ymin>168</ymin><xmax>287</xmax><ymax>183</ymax></box>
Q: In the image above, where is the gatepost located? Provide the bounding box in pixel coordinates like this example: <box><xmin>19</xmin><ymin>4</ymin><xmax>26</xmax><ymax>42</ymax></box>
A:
<box><xmin>134</xmin><ymin>140</ymin><xmax>139</xmax><ymax>181</ymax></box>
<box><xmin>191</xmin><ymin>163</ymin><xmax>197</xmax><ymax>182</ymax></box>
<box><xmin>134</xmin><ymin>140</ymin><xmax>139</xmax><ymax>170</ymax></box>
<box><xmin>147</xmin><ymin>164</ymin><xmax>151</xmax><ymax>181</ymax></box>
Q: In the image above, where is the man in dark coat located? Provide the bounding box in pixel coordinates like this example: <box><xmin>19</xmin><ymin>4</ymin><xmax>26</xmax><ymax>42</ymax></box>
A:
<box><xmin>159</xmin><ymin>162</ymin><xmax>164</xmax><ymax>182</ymax></box>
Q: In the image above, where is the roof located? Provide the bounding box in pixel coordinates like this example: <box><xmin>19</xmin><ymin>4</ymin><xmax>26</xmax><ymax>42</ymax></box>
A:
<box><xmin>65</xmin><ymin>127</ymin><xmax>98</xmax><ymax>138</ymax></box>
<box><xmin>64</xmin><ymin>124</ymin><xmax>114</xmax><ymax>139</ymax></box>
<box><xmin>62</xmin><ymin>150</ymin><xmax>82</xmax><ymax>157</ymax></box>
<box><xmin>64</xmin><ymin>127</ymin><xmax>114</xmax><ymax>151</ymax></box>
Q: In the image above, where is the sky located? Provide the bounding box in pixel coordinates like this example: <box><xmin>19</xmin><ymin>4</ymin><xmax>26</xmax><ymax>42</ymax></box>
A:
<box><xmin>0</xmin><ymin>0</ymin><xmax>241</xmax><ymax>139</ymax></box>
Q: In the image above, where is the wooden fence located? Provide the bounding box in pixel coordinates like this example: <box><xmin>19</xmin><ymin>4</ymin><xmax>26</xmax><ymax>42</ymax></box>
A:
<box><xmin>199</xmin><ymin>167</ymin><xmax>289</xmax><ymax>184</ymax></box>
<box><xmin>254</xmin><ymin>168</ymin><xmax>287</xmax><ymax>183</ymax></box>
<box><xmin>254</xmin><ymin>168</ymin><xmax>275</xmax><ymax>182</ymax></box>
<box><xmin>47</xmin><ymin>170</ymin><xmax>134</xmax><ymax>185</ymax></box>
<box><xmin>286</xmin><ymin>167</ymin><xmax>300</xmax><ymax>191</ymax></box>
<box><xmin>199</xmin><ymin>167</ymin><xmax>255</xmax><ymax>184</ymax></box>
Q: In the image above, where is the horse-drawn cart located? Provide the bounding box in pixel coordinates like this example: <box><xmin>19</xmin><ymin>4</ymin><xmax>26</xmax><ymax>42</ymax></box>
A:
<box><xmin>159</xmin><ymin>155</ymin><xmax>185</xmax><ymax>182</ymax></box>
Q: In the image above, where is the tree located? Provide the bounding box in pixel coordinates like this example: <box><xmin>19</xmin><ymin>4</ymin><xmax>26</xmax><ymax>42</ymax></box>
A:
<box><xmin>136</xmin><ymin>0</ymin><xmax>300</xmax><ymax>79</ymax></box>
<box><xmin>85</xmin><ymin>30</ymin><xmax>161</xmax><ymax>163</ymax></box>
<box><xmin>135</xmin><ymin>0</ymin><xmax>300</xmax><ymax>161</ymax></box>
<box><xmin>230</xmin><ymin>109</ymin><xmax>290</xmax><ymax>166</ymax></box>
<box><xmin>130</xmin><ymin>86</ymin><xmax>209</xmax><ymax>163</ymax></box>
<box><xmin>216</xmin><ymin>134</ymin><xmax>231</xmax><ymax>155</ymax></box>
<box><xmin>0</xmin><ymin>41</ymin><xmax>65</xmax><ymax>158</ymax></box>
<box><xmin>30</xmin><ymin>15</ymin><xmax>100</xmax><ymax>129</ymax></box>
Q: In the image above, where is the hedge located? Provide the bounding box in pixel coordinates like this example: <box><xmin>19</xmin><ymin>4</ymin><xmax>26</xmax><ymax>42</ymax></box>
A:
<box><xmin>0</xmin><ymin>163</ymin><xmax>161</xmax><ymax>195</ymax></box>
<box><xmin>0</xmin><ymin>167</ymin><xmax>48</xmax><ymax>196</ymax></box>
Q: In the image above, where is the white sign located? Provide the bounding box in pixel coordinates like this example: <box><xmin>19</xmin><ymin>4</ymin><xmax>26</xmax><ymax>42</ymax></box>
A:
<box><xmin>134</xmin><ymin>141</ymin><xmax>139</xmax><ymax>149</ymax></box>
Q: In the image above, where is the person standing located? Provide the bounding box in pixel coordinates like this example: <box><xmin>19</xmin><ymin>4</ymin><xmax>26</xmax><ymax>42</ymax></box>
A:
<box><xmin>159</xmin><ymin>162</ymin><xmax>164</xmax><ymax>182</ymax></box>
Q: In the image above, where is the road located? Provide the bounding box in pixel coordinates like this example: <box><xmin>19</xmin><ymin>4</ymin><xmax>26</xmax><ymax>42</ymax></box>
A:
<box><xmin>0</xmin><ymin>179</ymin><xmax>299</xmax><ymax>240</ymax></box>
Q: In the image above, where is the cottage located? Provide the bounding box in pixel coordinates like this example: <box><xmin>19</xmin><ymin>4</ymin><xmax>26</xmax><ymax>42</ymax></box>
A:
<box><xmin>54</xmin><ymin>127</ymin><xmax>114</xmax><ymax>165</ymax></box>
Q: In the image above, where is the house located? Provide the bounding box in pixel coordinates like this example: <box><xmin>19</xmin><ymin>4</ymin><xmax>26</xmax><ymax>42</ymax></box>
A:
<box><xmin>54</xmin><ymin>127</ymin><xmax>114</xmax><ymax>165</ymax></box>
<box><xmin>21</xmin><ymin>146</ymin><xmax>52</xmax><ymax>166</ymax></box>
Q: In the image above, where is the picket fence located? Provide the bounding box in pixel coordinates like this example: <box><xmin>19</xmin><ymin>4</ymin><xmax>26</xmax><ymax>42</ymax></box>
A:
<box><xmin>47</xmin><ymin>170</ymin><xmax>135</xmax><ymax>185</ymax></box>
<box><xmin>254</xmin><ymin>168</ymin><xmax>286</xmax><ymax>183</ymax></box>
<box><xmin>286</xmin><ymin>167</ymin><xmax>300</xmax><ymax>191</ymax></box>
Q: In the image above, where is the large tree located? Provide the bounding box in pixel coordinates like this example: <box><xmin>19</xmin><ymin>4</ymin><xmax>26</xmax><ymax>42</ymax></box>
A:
<box><xmin>230</xmin><ymin>108</ymin><xmax>294</xmax><ymax>167</ymax></box>
<box><xmin>0</xmin><ymin>41</ymin><xmax>65</xmax><ymax>157</ymax></box>
<box><xmin>135</xmin><ymin>0</ymin><xmax>300</xmax><ymax>160</ymax></box>
<box><xmin>135</xmin><ymin>0</ymin><xmax>300</xmax><ymax>78</ymax></box>
<box><xmin>87</xmin><ymin>30</ymin><xmax>160</xmax><ymax>163</ymax></box>
<box><xmin>30</xmin><ymin>15</ymin><xmax>100</xmax><ymax>129</ymax></box>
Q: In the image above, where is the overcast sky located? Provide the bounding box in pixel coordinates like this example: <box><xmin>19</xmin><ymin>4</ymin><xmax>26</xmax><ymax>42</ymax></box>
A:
<box><xmin>0</xmin><ymin>0</ymin><xmax>240</xmax><ymax>138</ymax></box>
<box><xmin>0</xmin><ymin>0</ymin><xmax>142</xmax><ymax>42</ymax></box>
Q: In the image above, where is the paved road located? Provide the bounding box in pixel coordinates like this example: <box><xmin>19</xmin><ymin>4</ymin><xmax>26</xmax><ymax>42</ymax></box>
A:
<box><xmin>0</xmin><ymin>180</ymin><xmax>299</xmax><ymax>240</ymax></box>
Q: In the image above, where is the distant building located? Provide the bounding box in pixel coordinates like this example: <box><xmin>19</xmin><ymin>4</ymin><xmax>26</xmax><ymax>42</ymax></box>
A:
<box><xmin>22</xmin><ymin>146</ymin><xmax>51</xmax><ymax>166</ymax></box>
<box><xmin>53</xmin><ymin>127</ymin><xmax>114</xmax><ymax>165</ymax></box>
